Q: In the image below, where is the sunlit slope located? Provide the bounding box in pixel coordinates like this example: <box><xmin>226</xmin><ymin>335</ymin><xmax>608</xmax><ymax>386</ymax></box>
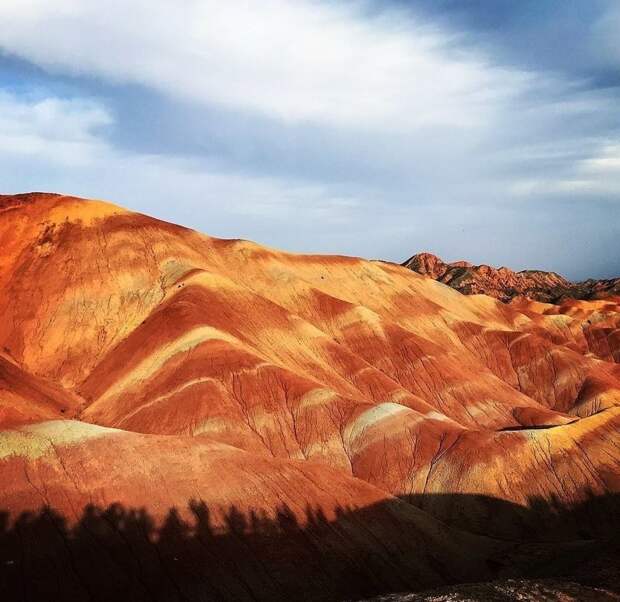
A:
<box><xmin>0</xmin><ymin>192</ymin><xmax>618</xmax><ymax>512</ymax></box>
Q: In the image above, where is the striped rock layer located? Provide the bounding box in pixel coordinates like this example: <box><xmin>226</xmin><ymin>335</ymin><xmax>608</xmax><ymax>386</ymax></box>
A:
<box><xmin>0</xmin><ymin>193</ymin><xmax>618</xmax><ymax>601</ymax></box>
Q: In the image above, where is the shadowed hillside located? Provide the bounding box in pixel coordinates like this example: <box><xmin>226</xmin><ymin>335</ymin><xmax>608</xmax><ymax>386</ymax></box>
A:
<box><xmin>1</xmin><ymin>493</ymin><xmax>618</xmax><ymax>602</ymax></box>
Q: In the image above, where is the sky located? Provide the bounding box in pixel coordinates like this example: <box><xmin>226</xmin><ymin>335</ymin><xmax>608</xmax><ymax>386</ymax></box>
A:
<box><xmin>0</xmin><ymin>1</ymin><xmax>618</xmax><ymax>279</ymax></box>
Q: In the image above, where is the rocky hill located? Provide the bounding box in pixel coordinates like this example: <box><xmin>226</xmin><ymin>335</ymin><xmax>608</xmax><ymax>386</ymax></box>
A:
<box><xmin>403</xmin><ymin>252</ymin><xmax>620</xmax><ymax>303</ymax></box>
<box><xmin>0</xmin><ymin>193</ymin><xmax>618</xmax><ymax>601</ymax></box>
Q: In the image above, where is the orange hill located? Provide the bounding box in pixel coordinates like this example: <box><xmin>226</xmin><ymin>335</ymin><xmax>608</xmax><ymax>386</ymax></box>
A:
<box><xmin>0</xmin><ymin>193</ymin><xmax>619</xmax><ymax>601</ymax></box>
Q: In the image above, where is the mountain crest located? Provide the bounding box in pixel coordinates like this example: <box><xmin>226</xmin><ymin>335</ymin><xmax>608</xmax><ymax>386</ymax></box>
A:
<box><xmin>403</xmin><ymin>252</ymin><xmax>619</xmax><ymax>303</ymax></box>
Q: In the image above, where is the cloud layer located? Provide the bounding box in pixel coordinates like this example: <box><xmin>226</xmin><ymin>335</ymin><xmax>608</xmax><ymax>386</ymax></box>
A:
<box><xmin>0</xmin><ymin>0</ymin><xmax>618</xmax><ymax>278</ymax></box>
<box><xmin>0</xmin><ymin>0</ymin><xmax>531</xmax><ymax>128</ymax></box>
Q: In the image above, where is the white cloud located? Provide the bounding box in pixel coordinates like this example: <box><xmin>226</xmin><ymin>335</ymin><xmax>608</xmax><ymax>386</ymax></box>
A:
<box><xmin>509</xmin><ymin>142</ymin><xmax>620</xmax><ymax>199</ymax></box>
<box><xmin>582</xmin><ymin>144</ymin><xmax>620</xmax><ymax>173</ymax></box>
<box><xmin>0</xmin><ymin>0</ymin><xmax>530</xmax><ymax>129</ymax></box>
<box><xmin>0</xmin><ymin>91</ymin><xmax>364</xmax><ymax>237</ymax></box>
<box><xmin>0</xmin><ymin>92</ymin><xmax>111</xmax><ymax>164</ymax></box>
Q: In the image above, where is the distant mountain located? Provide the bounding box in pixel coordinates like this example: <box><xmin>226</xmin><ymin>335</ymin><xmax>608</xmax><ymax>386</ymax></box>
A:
<box><xmin>403</xmin><ymin>252</ymin><xmax>620</xmax><ymax>303</ymax></box>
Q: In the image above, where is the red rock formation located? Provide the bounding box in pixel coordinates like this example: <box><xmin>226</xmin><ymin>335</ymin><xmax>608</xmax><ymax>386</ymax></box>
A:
<box><xmin>0</xmin><ymin>353</ymin><xmax>82</xmax><ymax>426</ymax></box>
<box><xmin>403</xmin><ymin>252</ymin><xmax>620</xmax><ymax>303</ymax></box>
<box><xmin>0</xmin><ymin>193</ymin><xmax>619</xmax><ymax>601</ymax></box>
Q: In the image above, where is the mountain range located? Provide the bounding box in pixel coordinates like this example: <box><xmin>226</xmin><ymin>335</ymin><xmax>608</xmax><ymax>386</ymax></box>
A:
<box><xmin>0</xmin><ymin>193</ymin><xmax>618</xmax><ymax>601</ymax></box>
<box><xmin>404</xmin><ymin>252</ymin><xmax>620</xmax><ymax>304</ymax></box>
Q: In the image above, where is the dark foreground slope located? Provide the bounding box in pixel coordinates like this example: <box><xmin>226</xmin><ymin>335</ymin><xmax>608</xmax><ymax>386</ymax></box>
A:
<box><xmin>2</xmin><ymin>495</ymin><xmax>619</xmax><ymax>602</ymax></box>
<box><xmin>358</xmin><ymin>579</ymin><xmax>619</xmax><ymax>602</ymax></box>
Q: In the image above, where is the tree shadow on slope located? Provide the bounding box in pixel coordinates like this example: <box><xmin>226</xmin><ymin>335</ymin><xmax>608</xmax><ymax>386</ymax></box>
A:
<box><xmin>0</xmin><ymin>492</ymin><xmax>618</xmax><ymax>602</ymax></box>
<box><xmin>401</xmin><ymin>491</ymin><xmax>620</xmax><ymax>593</ymax></box>
<box><xmin>402</xmin><ymin>489</ymin><xmax>620</xmax><ymax>541</ymax></box>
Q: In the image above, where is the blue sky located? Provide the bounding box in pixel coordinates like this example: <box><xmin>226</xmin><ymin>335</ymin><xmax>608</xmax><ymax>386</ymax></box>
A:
<box><xmin>0</xmin><ymin>1</ymin><xmax>618</xmax><ymax>279</ymax></box>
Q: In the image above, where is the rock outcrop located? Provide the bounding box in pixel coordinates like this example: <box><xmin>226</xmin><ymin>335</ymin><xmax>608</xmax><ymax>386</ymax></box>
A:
<box><xmin>403</xmin><ymin>252</ymin><xmax>620</xmax><ymax>303</ymax></box>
